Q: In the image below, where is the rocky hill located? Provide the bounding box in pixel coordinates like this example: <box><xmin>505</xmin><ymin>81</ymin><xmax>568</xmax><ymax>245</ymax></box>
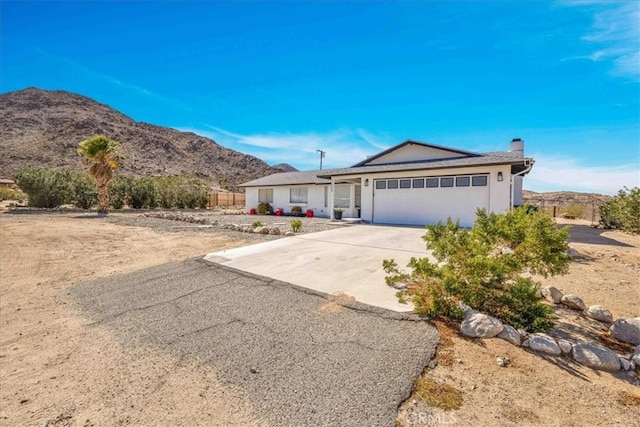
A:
<box><xmin>272</xmin><ymin>163</ymin><xmax>298</xmax><ymax>172</ymax></box>
<box><xmin>523</xmin><ymin>190</ymin><xmax>612</xmax><ymax>207</ymax></box>
<box><xmin>0</xmin><ymin>88</ymin><xmax>279</xmax><ymax>189</ymax></box>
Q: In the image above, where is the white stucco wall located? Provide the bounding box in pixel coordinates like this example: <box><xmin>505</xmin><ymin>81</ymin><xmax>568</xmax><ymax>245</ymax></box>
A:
<box><xmin>345</xmin><ymin>165</ymin><xmax>513</xmax><ymax>226</ymax></box>
<box><xmin>365</xmin><ymin>144</ymin><xmax>467</xmax><ymax>165</ymax></box>
<box><xmin>244</xmin><ymin>185</ymin><xmax>331</xmax><ymax>217</ymax></box>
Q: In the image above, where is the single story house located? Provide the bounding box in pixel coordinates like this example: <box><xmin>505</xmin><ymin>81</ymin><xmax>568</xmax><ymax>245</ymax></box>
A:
<box><xmin>240</xmin><ymin>138</ymin><xmax>534</xmax><ymax>227</ymax></box>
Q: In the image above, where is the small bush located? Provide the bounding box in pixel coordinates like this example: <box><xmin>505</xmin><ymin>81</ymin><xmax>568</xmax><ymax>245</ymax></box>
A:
<box><xmin>563</xmin><ymin>203</ymin><xmax>584</xmax><ymax>219</ymax></box>
<box><xmin>252</xmin><ymin>220</ymin><xmax>263</xmax><ymax>228</ymax></box>
<box><xmin>384</xmin><ymin>207</ymin><xmax>569</xmax><ymax>332</ymax></box>
<box><xmin>600</xmin><ymin>187</ymin><xmax>640</xmax><ymax>234</ymax></box>
<box><xmin>14</xmin><ymin>166</ymin><xmax>75</xmax><ymax>208</ymax></box>
<box><xmin>290</xmin><ymin>219</ymin><xmax>303</xmax><ymax>232</ymax></box>
<box><xmin>0</xmin><ymin>187</ymin><xmax>26</xmax><ymax>201</ymax></box>
<box><xmin>291</xmin><ymin>206</ymin><xmax>303</xmax><ymax>215</ymax></box>
<box><xmin>257</xmin><ymin>202</ymin><xmax>272</xmax><ymax>215</ymax></box>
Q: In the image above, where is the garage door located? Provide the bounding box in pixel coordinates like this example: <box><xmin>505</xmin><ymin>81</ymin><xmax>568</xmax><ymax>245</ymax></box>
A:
<box><xmin>372</xmin><ymin>174</ymin><xmax>490</xmax><ymax>227</ymax></box>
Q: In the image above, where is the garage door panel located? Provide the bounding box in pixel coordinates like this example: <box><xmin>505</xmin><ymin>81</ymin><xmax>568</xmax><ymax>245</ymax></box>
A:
<box><xmin>373</xmin><ymin>177</ymin><xmax>489</xmax><ymax>227</ymax></box>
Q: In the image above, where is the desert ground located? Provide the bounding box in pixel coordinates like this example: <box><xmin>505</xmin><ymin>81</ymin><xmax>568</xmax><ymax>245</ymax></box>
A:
<box><xmin>1</xmin><ymin>209</ymin><xmax>639</xmax><ymax>426</ymax></box>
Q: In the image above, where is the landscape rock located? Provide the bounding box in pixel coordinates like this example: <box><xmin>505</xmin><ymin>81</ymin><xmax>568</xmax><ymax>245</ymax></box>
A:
<box><xmin>253</xmin><ymin>226</ymin><xmax>265</xmax><ymax>234</ymax></box>
<box><xmin>557</xmin><ymin>339</ymin><xmax>573</xmax><ymax>355</ymax></box>
<box><xmin>269</xmin><ymin>228</ymin><xmax>281</xmax><ymax>236</ymax></box>
<box><xmin>540</xmin><ymin>286</ymin><xmax>563</xmax><ymax>304</ymax></box>
<box><xmin>619</xmin><ymin>357</ymin><xmax>631</xmax><ymax>371</ymax></box>
<box><xmin>585</xmin><ymin>305</ymin><xmax>613</xmax><ymax>323</ymax></box>
<box><xmin>521</xmin><ymin>339</ymin><xmax>530</xmax><ymax>348</ymax></box>
<box><xmin>517</xmin><ymin>328</ymin><xmax>528</xmax><ymax>339</ymax></box>
<box><xmin>284</xmin><ymin>231</ymin><xmax>295</xmax><ymax>237</ymax></box>
<box><xmin>259</xmin><ymin>227</ymin><xmax>270</xmax><ymax>235</ymax></box>
<box><xmin>457</xmin><ymin>301</ymin><xmax>473</xmax><ymax>315</ymax></box>
<box><xmin>496</xmin><ymin>357</ymin><xmax>508</xmax><ymax>367</ymax></box>
<box><xmin>572</xmin><ymin>342</ymin><xmax>620</xmax><ymax>372</ymax></box>
<box><xmin>560</xmin><ymin>294</ymin><xmax>586</xmax><ymax>311</ymax></box>
<box><xmin>527</xmin><ymin>333</ymin><xmax>561</xmax><ymax>355</ymax></box>
<box><xmin>460</xmin><ymin>312</ymin><xmax>504</xmax><ymax>338</ymax></box>
<box><xmin>497</xmin><ymin>324</ymin><xmax>521</xmax><ymax>346</ymax></box>
<box><xmin>609</xmin><ymin>317</ymin><xmax>640</xmax><ymax>345</ymax></box>
<box><xmin>567</xmin><ymin>247</ymin><xmax>580</xmax><ymax>258</ymax></box>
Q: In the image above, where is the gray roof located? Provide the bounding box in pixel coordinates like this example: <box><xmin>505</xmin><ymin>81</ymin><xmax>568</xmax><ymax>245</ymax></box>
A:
<box><xmin>240</xmin><ymin>151</ymin><xmax>532</xmax><ymax>187</ymax></box>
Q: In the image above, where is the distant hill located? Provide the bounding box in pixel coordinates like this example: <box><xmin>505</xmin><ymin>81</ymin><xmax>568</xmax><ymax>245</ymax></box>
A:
<box><xmin>523</xmin><ymin>190</ymin><xmax>612</xmax><ymax>207</ymax></box>
<box><xmin>272</xmin><ymin>163</ymin><xmax>299</xmax><ymax>172</ymax></box>
<box><xmin>0</xmin><ymin>88</ymin><xmax>279</xmax><ymax>189</ymax></box>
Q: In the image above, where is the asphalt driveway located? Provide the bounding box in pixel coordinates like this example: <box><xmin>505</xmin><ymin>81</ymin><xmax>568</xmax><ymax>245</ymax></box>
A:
<box><xmin>204</xmin><ymin>224</ymin><xmax>431</xmax><ymax>312</ymax></box>
<box><xmin>72</xmin><ymin>258</ymin><xmax>438</xmax><ymax>426</ymax></box>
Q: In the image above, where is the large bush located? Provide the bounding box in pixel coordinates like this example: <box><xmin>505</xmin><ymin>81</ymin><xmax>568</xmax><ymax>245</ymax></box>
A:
<box><xmin>108</xmin><ymin>175</ymin><xmax>210</xmax><ymax>209</ymax></box>
<box><xmin>14</xmin><ymin>166</ymin><xmax>75</xmax><ymax>208</ymax></box>
<box><xmin>384</xmin><ymin>207</ymin><xmax>571</xmax><ymax>332</ymax></box>
<box><xmin>71</xmin><ymin>173</ymin><xmax>98</xmax><ymax>209</ymax></box>
<box><xmin>600</xmin><ymin>187</ymin><xmax>640</xmax><ymax>234</ymax></box>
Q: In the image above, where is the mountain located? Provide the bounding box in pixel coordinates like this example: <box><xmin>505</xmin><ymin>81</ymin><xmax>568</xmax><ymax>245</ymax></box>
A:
<box><xmin>272</xmin><ymin>163</ymin><xmax>298</xmax><ymax>172</ymax></box>
<box><xmin>0</xmin><ymin>88</ymin><xmax>278</xmax><ymax>189</ymax></box>
<box><xmin>523</xmin><ymin>190</ymin><xmax>612</xmax><ymax>207</ymax></box>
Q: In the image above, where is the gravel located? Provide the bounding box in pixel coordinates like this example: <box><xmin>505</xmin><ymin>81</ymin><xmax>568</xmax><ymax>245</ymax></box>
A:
<box><xmin>71</xmin><ymin>258</ymin><xmax>438</xmax><ymax>426</ymax></box>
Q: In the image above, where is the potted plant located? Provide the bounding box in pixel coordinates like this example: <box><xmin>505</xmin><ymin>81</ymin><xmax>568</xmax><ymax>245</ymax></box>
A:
<box><xmin>333</xmin><ymin>208</ymin><xmax>344</xmax><ymax>220</ymax></box>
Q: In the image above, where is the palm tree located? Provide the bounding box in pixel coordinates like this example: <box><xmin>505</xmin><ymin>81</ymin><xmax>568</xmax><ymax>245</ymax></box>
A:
<box><xmin>77</xmin><ymin>135</ymin><xmax>120</xmax><ymax>213</ymax></box>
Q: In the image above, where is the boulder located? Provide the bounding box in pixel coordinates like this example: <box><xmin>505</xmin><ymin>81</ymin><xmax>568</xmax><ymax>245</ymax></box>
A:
<box><xmin>460</xmin><ymin>312</ymin><xmax>504</xmax><ymax>338</ymax></box>
<box><xmin>585</xmin><ymin>305</ymin><xmax>613</xmax><ymax>323</ymax></box>
<box><xmin>558</xmin><ymin>339</ymin><xmax>573</xmax><ymax>355</ymax></box>
<box><xmin>497</xmin><ymin>324</ymin><xmax>521</xmax><ymax>346</ymax></box>
<box><xmin>269</xmin><ymin>227</ymin><xmax>281</xmax><ymax>236</ymax></box>
<box><xmin>619</xmin><ymin>357</ymin><xmax>632</xmax><ymax>371</ymax></box>
<box><xmin>540</xmin><ymin>286</ymin><xmax>563</xmax><ymax>304</ymax></box>
<box><xmin>284</xmin><ymin>231</ymin><xmax>295</xmax><ymax>237</ymax></box>
<box><xmin>572</xmin><ymin>342</ymin><xmax>620</xmax><ymax>372</ymax></box>
<box><xmin>260</xmin><ymin>227</ymin><xmax>270</xmax><ymax>235</ymax></box>
<box><xmin>567</xmin><ymin>247</ymin><xmax>580</xmax><ymax>258</ymax></box>
<box><xmin>560</xmin><ymin>294</ymin><xmax>586</xmax><ymax>311</ymax></box>
<box><xmin>528</xmin><ymin>333</ymin><xmax>561</xmax><ymax>355</ymax></box>
<box><xmin>609</xmin><ymin>317</ymin><xmax>640</xmax><ymax>345</ymax></box>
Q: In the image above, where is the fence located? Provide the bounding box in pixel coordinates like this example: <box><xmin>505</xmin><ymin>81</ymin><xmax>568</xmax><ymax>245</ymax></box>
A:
<box><xmin>208</xmin><ymin>191</ymin><xmax>245</xmax><ymax>208</ymax></box>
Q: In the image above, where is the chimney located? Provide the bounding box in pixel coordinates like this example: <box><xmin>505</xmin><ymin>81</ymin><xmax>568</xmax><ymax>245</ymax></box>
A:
<box><xmin>510</xmin><ymin>138</ymin><xmax>524</xmax><ymax>156</ymax></box>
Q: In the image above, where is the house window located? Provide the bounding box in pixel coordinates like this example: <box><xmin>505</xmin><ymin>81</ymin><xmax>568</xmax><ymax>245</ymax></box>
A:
<box><xmin>399</xmin><ymin>179</ymin><xmax>411</xmax><ymax>189</ymax></box>
<box><xmin>258</xmin><ymin>188</ymin><xmax>273</xmax><ymax>203</ymax></box>
<box><xmin>426</xmin><ymin>178</ymin><xmax>439</xmax><ymax>188</ymax></box>
<box><xmin>472</xmin><ymin>176</ymin><xmax>488</xmax><ymax>186</ymax></box>
<box><xmin>440</xmin><ymin>177</ymin><xmax>454</xmax><ymax>187</ymax></box>
<box><xmin>412</xmin><ymin>179</ymin><xmax>424</xmax><ymax>188</ymax></box>
<box><xmin>375</xmin><ymin>180</ymin><xmax>386</xmax><ymax>190</ymax></box>
<box><xmin>456</xmin><ymin>177</ymin><xmax>470</xmax><ymax>187</ymax></box>
<box><xmin>387</xmin><ymin>180</ymin><xmax>399</xmax><ymax>189</ymax></box>
<box><xmin>289</xmin><ymin>187</ymin><xmax>308</xmax><ymax>203</ymax></box>
<box><xmin>335</xmin><ymin>185</ymin><xmax>350</xmax><ymax>208</ymax></box>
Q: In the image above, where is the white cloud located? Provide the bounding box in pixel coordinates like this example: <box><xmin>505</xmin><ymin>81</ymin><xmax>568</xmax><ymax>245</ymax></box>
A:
<box><xmin>178</xmin><ymin>126</ymin><xmax>393</xmax><ymax>170</ymax></box>
<box><xmin>566</xmin><ymin>1</ymin><xmax>640</xmax><ymax>80</ymax></box>
<box><xmin>526</xmin><ymin>154</ymin><xmax>640</xmax><ymax>195</ymax></box>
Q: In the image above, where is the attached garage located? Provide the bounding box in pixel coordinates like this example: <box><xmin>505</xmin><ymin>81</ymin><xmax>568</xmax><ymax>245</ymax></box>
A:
<box><xmin>372</xmin><ymin>174</ymin><xmax>490</xmax><ymax>227</ymax></box>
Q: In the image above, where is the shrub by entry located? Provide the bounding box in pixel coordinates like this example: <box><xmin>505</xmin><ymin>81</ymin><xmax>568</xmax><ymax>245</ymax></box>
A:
<box><xmin>384</xmin><ymin>207</ymin><xmax>571</xmax><ymax>332</ymax></box>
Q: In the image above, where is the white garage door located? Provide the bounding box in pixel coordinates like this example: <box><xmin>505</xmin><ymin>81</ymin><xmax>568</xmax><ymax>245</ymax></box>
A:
<box><xmin>372</xmin><ymin>175</ymin><xmax>490</xmax><ymax>227</ymax></box>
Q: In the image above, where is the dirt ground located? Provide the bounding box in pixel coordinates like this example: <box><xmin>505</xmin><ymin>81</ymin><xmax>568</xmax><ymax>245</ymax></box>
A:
<box><xmin>0</xmin><ymin>211</ymin><xmax>263</xmax><ymax>426</ymax></box>
<box><xmin>1</xmin><ymin>211</ymin><xmax>639</xmax><ymax>426</ymax></box>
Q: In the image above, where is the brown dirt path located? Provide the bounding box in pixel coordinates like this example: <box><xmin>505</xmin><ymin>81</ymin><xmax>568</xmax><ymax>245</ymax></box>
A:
<box><xmin>0</xmin><ymin>213</ymin><xmax>263</xmax><ymax>426</ymax></box>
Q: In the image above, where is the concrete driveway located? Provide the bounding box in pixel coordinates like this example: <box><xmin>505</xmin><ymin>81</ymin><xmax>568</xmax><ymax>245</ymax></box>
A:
<box><xmin>204</xmin><ymin>225</ymin><xmax>431</xmax><ymax>312</ymax></box>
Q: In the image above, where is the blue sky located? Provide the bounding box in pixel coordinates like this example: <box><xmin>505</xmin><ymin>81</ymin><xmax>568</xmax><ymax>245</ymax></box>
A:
<box><xmin>2</xmin><ymin>1</ymin><xmax>639</xmax><ymax>194</ymax></box>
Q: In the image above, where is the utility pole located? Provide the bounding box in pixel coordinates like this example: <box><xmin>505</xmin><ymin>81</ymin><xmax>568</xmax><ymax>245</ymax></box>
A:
<box><xmin>316</xmin><ymin>149</ymin><xmax>326</xmax><ymax>170</ymax></box>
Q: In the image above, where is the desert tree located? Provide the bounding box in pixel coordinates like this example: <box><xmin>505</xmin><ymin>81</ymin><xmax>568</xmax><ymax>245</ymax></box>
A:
<box><xmin>78</xmin><ymin>135</ymin><xmax>120</xmax><ymax>213</ymax></box>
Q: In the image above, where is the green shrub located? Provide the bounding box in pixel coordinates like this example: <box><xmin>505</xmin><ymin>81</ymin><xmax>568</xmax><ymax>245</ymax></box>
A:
<box><xmin>0</xmin><ymin>187</ymin><xmax>26</xmax><ymax>201</ymax></box>
<box><xmin>257</xmin><ymin>202</ymin><xmax>272</xmax><ymax>215</ymax></box>
<box><xmin>108</xmin><ymin>177</ymin><xmax>130</xmax><ymax>209</ymax></box>
<box><xmin>252</xmin><ymin>220</ymin><xmax>263</xmax><ymax>228</ymax></box>
<box><xmin>127</xmin><ymin>178</ymin><xmax>155</xmax><ymax>209</ymax></box>
<box><xmin>290</xmin><ymin>219</ymin><xmax>302</xmax><ymax>232</ymax></box>
<box><xmin>384</xmin><ymin>207</ymin><xmax>569</xmax><ymax>332</ymax></box>
<box><xmin>600</xmin><ymin>187</ymin><xmax>640</xmax><ymax>234</ymax></box>
<box><xmin>72</xmin><ymin>173</ymin><xmax>98</xmax><ymax>209</ymax></box>
<box><xmin>291</xmin><ymin>206</ymin><xmax>303</xmax><ymax>215</ymax></box>
<box><xmin>14</xmin><ymin>166</ymin><xmax>74</xmax><ymax>208</ymax></box>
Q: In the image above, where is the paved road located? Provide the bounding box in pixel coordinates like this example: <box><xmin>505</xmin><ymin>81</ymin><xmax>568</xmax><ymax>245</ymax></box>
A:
<box><xmin>72</xmin><ymin>258</ymin><xmax>438</xmax><ymax>426</ymax></box>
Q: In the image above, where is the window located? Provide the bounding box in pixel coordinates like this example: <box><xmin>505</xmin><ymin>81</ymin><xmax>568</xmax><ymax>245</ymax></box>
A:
<box><xmin>387</xmin><ymin>180</ymin><xmax>399</xmax><ymax>189</ymax></box>
<box><xmin>472</xmin><ymin>176</ymin><xmax>488</xmax><ymax>186</ymax></box>
<box><xmin>289</xmin><ymin>187</ymin><xmax>308</xmax><ymax>203</ymax></box>
<box><xmin>426</xmin><ymin>178</ymin><xmax>439</xmax><ymax>188</ymax></box>
<box><xmin>440</xmin><ymin>177</ymin><xmax>454</xmax><ymax>187</ymax></box>
<box><xmin>258</xmin><ymin>188</ymin><xmax>273</xmax><ymax>203</ymax></box>
<box><xmin>400</xmin><ymin>179</ymin><xmax>411</xmax><ymax>189</ymax></box>
<box><xmin>456</xmin><ymin>176</ymin><xmax>470</xmax><ymax>187</ymax></box>
<box><xmin>412</xmin><ymin>178</ymin><xmax>424</xmax><ymax>188</ymax></box>
<box><xmin>335</xmin><ymin>185</ymin><xmax>350</xmax><ymax>208</ymax></box>
<box><xmin>375</xmin><ymin>180</ymin><xmax>387</xmax><ymax>190</ymax></box>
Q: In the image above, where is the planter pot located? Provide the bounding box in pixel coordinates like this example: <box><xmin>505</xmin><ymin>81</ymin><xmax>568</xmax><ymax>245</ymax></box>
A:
<box><xmin>250</xmin><ymin>209</ymin><xmax>256</xmax><ymax>215</ymax></box>
<box><xmin>306</xmin><ymin>210</ymin><xmax>314</xmax><ymax>217</ymax></box>
<box><xmin>334</xmin><ymin>211</ymin><xmax>343</xmax><ymax>220</ymax></box>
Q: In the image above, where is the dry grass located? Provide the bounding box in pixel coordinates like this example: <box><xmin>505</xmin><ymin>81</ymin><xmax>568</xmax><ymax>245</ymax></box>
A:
<box><xmin>432</xmin><ymin>320</ymin><xmax>456</xmax><ymax>367</ymax></box>
<box><xmin>413</xmin><ymin>376</ymin><xmax>463</xmax><ymax>411</ymax></box>
<box><xmin>618</xmin><ymin>391</ymin><xmax>640</xmax><ymax>407</ymax></box>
